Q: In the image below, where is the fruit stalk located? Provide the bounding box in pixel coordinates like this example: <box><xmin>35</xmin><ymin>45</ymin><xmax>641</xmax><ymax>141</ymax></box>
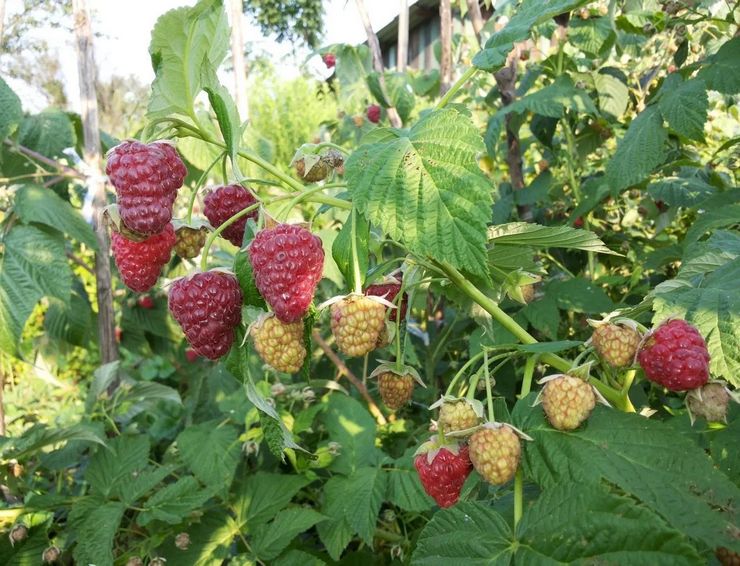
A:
<box><xmin>483</xmin><ymin>350</ymin><xmax>494</xmax><ymax>422</ymax></box>
<box><xmin>199</xmin><ymin>202</ymin><xmax>260</xmax><ymax>271</ymax></box>
<box><xmin>187</xmin><ymin>150</ymin><xmax>226</xmax><ymax>223</ymax></box>
<box><xmin>520</xmin><ymin>355</ymin><xmax>537</xmax><ymax>398</ymax></box>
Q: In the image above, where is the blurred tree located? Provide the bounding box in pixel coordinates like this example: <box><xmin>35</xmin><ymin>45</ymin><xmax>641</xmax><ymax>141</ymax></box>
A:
<box><xmin>96</xmin><ymin>75</ymin><xmax>149</xmax><ymax>139</ymax></box>
<box><xmin>242</xmin><ymin>0</ymin><xmax>324</xmax><ymax>48</ymax></box>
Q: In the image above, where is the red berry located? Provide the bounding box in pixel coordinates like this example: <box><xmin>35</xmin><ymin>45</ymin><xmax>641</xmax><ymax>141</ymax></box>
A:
<box><xmin>414</xmin><ymin>443</ymin><xmax>472</xmax><ymax>508</ymax></box>
<box><xmin>185</xmin><ymin>348</ymin><xmax>199</xmax><ymax>362</ymax></box>
<box><xmin>168</xmin><ymin>271</ymin><xmax>243</xmax><ymax>360</ymax></box>
<box><xmin>203</xmin><ymin>185</ymin><xmax>259</xmax><ymax>247</ymax></box>
<box><xmin>105</xmin><ymin>140</ymin><xmax>187</xmax><ymax>235</ymax></box>
<box><xmin>637</xmin><ymin>319</ymin><xmax>710</xmax><ymax>391</ymax></box>
<box><xmin>248</xmin><ymin>224</ymin><xmax>324</xmax><ymax>323</ymax></box>
<box><xmin>137</xmin><ymin>295</ymin><xmax>155</xmax><ymax>309</ymax></box>
<box><xmin>115</xmin><ymin>327</ymin><xmax>123</xmax><ymax>342</ymax></box>
<box><xmin>367</xmin><ymin>104</ymin><xmax>381</xmax><ymax>124</ymax></box>
<box><xmin>574</xmin><ymin>216</ymin><xmax>584</xmax><ymax>228</ymax></box>
<box><xmin>364</xmin><ymin>282</ymin><xmax>408</xmax><ymax>322</ymax></box>
<box><xmin>322</xmin><ymin>53</ymin><xmax>336</xmax><ymax>68</ymax></box>
<box><xmin>111</xmin><ymin>223</ymin><xmax>175</xmax><ymax>292</ymax></box>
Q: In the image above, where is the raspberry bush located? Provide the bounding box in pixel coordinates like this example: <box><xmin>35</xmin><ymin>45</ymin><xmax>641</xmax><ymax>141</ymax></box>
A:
<box><xmin>0</xmin><ymin>0</ymin><xmax>738</xmax><ymax>564</ymax></box>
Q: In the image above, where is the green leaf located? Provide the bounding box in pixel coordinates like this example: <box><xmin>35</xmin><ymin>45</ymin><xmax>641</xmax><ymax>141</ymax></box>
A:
<box><xmin>14</xmin><ymin>184</ymin><xmax>98</xmax><ymax>249</ymax></box>
<box><xmin>44</xmin><ymin>288</ymin><xmax>92</xmax><ymax>347</ymax></box>
<box><xmin>385</xmin><ymin>72</ymin><xmax>415</xmax><ymax>123</ymax></box>
<box><xmin>155</xmin><ymin>511</ymin><xmax>238</xmax><ymax>566</ymax></box>
<box><xmin>233</xmin><ymin>472</ymin><xmax>310</xmax><ymax>528</ymax></box>
<box><xmin>512</xmin><ymin>398</ymin><xmax>740</xmax><ymax>551</ymax></box>
<box><xmin>177</xmin><ymin>421</ymin><xmax>241</xmax><ymax>492</ymax></box>
<box><xmin>315</xmin><ymin>516</ymin><xmax>353</xmax><ymax>562</ymax></box>
<box><xmin>522</xmin><ymin>295</ymin><xmax>560</xmax><ymax>338</ymax></box>
<box><xmin>473</xmin><ymin>0</ymin><xmax>590</xmax><ymax>72</ymax></box>
<box><xmin>334</xmin><ymin>44</ymin><xmax>373</xmax><ymax>107</ymax></box>
<box><xmin>570</xmin><ymin>17</ymin><xmax>615</xmax><ymax>57</ymax></box>
<box><xmin>115</xmin><ymin>381</ymin><xmax>183</xmax><ymax>422</ymax></box>
<box><xmin>0</xmin><ymin>77</ymin><xmax>23</xmax><ymax>140</ymax></box>
<box><xmin>323</xmin><ymin>394</ymin><xmax>379</xmax><ymax>475</ymax></box>
<box><xmin>346</xmin><ymin>108</ymin><xmax>493</xmax><ymax>278</ymax></box>
<box><xmin>148</xmin><ymin>0</ymin><xmax>229</xmax><ymax>119</ymax></box>
<box><xmin>504</xmin><ymin>76</ymin><xmax>598</xmax><ymax>119</ymax></box>
<box><xmin>0</xmin><ymin>225</ymin><xmax>72</xmax><ymax>356</ymax></box>
<box><xmin>138</xmin><ymin>476</ymin><xmax>216</xmax><ymax>526</ymax></box>
<box><xmin>606</xmin><ymin>106</ymin><xmax>667</xmax><ymax>194</ymax></box>
<box><xmin>594</xmin><ymin>72</ymin><xmax>629</xmax><ymax>118</ymax></box>
<box><xmin>318</xmin><ymin>467</ymin><xmax>387</xmax><ymax>555</ymax></box>
<box><xmin>203</xmin><ymin>64</ymin><xmax>242</xmax><ymax>169</ymax></box>
<box><xmin>86</xmin><ymin>435</ymin><xmax>150</xmax><ymax>498</ymax></box>
<box><xmin>273</xmin><ymin>550</ymin><xmax>326</xmax><ymax>566</ymax></box>
<box><xmin>17</xmin><ymin>110</ymin><xmax>76</xmax><ymax>159</ymax></box>
<box><xmin>517</xmin><ymin>483</ymin><xmax>702</xmax><ymax>564</ymax></box>
<box><xmin>1</xmin><ymin>528</ymin><xmax>50</xmax><ymax>566</ymax></box>
<box><xmin>332</xmin><ymin>207</ymin><xmax>369</xmax><ymax>291</ymax></box>
<box><xmin>487</xmin><ymin>222</ymin><xmax>615</xmax><ymax>254</ymax></box>
<box><xmin>0</xmin><ymin>423</ymin><xmax>106</xmax><ymax>461</ymax></box>
<box><xmin>386</xmin><ymin>451</ymin><xmax>434</xmax><ymax>512</ymax></box>
<box><xmin>546</xmin><ymin>278</ymin><xmax>616</xmax><ymax>313</ymax></box>
<box><xmin>697</xmin><ymin>36</ymin><xmax>740</xmax><ymax>94</ymax></box>
<box><xmin>412</xmin><ymin>502</ymin><xmax>514</xmax><ymax>565</ymax></box>
<box><xmin>72</xmin><ymin>501</ymin><xmax>126</xmax><ymax>566</ymax></box>
<box><xmin>647</xmin><ymin>175</ymin><xmax>716</xmax><ymax>208</ymax></box>
<box><xmin>116</xmin><ymin>464</ymin><xmax>176</xmax><ymax>506</ymax></box>
<box><xmin>252</xmin><ymin>508</ymin><xmax>326</xmax><ymax>561</ymax></box>
<box><xmin>245</xmin><ymin>377</ymin><xmax>308</xmax><ymax>454</ymax></box>
<box><xmin>658</xmin><ymin>76</ymin><xmax>708</xmax><ymax>141</ymax></box>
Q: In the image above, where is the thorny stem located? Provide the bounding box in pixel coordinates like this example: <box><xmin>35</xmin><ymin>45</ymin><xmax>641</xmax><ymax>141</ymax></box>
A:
<box><xmin>187</xmin><ymin>150</ymin><xmax>226</xmax><ymax>224</ymax></box>
<box><xmin>436</xmin><ymin>66</ymin><xmax>478</xmax><ymax>110</ymax></box>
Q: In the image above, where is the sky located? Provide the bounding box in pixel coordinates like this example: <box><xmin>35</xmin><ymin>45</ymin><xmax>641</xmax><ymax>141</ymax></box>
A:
<box><xmin>5</xmin><ymin>0</ymin><xmax>405</xmax><ymax>113</ymax></box>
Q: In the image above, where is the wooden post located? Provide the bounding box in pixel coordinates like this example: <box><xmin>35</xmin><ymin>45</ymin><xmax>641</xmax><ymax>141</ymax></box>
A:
<box><xmin>228</xmin><ymin>0</ymin><xmax>248</xmax><ymax>120</ymax></box>
<box><xmin>466</xmin><ymin>0</ymin><xmax>484</xmax><ymax>45</ymax></box>
<box><xmin>72</xmin><ymin>0</ymin><xmax>119</xmax><ymax>365</ymax></box>
<box><xmin>397</xmin><ymin>0</ymin><xmax>409</xmax><ymax>71</ymax></box>
<box><xmin>0</xmin><ymin>0</ymin><xmax>6</xmax><ymax>46</ymax></box>
<box><xmin>440</xmin><ymin>0</ymin><xmax>453</xmax><ymax>94</ymax></box>
<box><xmin>354</xmin><ymin>0</ymin><xmax>403</xmax><ymax>128</ymax></box>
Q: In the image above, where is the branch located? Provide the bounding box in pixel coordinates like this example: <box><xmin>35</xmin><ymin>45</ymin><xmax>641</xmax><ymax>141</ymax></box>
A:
<box><xmin>312</xmin><ymin>330</ymin><xmax>388</xmax><ymax>425</ymax></box>
<box><xmin>66</xmin><ymin>251</ymin><xmax>95</xmax><ymax>274</ymax></box>
<box><xmin>3</xmin><ymin>140</ymin><xmax>83</xmax><ymax>179</ymax></box>
<box><xmin>439</xmin><ymin>0</ymin><xmax>453</xmax><ymax>94</ymax></box>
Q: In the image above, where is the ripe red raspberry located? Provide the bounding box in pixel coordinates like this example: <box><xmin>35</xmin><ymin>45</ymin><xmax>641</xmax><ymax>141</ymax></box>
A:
<box><xmin>185</xmin><ymin>348</ymin><xmax>199</xmax><ymax>362</ymax></box>
<box><xmin>322</xmin><ymin>53</ymin><xmax>336</xmax><ymax>68</ymax></box>
<box><xmin>591</xmin><ymin>322</ymin><xmax>641</xmax><ymax>368</ymax></box>
<box><xmin>378</xmin><ymin>371</ymin><xmax>415</xmax><ymax>410</ymax></box>
<box><xmin>364</xmin><ymin>281</ymin><xmax>408</xmax><ymax>322</ymax></box>
<box><xmin>540</xmin><ymin>374</ymin><xmax>597</xmax><ymax>431</ymax></box>
<box><xmin>106</xmin><ymin>140</ymin><xmax>187</xmax><ymax>235</ymax></box>
<box><xmin>248</xmin><ymin>224</ymin><xmax>324</xmax><ymax>323</ymax></box>
<box><xmin>252</xmin><ymin>314</ymin><xmax>306</xmax><ymax>373</ymax></box>
<box><xmin>637</xmin><ymin>319</ymin><xmax>710</xmax><ymax>391</ymax></box>
<box><xmin>331</xmin><ymin>295</ymin><xmax>386</xmax><ymax>357</ymax></box>
<box><xmin>137</xmin><ymin>295</ymin><xmax>155</xmax><ymax>309</ymax></box>
<box><xmin>203</xmin><ymin>185</ymin><xmax>259</xmax><ymax>247</ymax></box>
<box><xmin>168</xmin><ymin>271</ymin><xmax>243</xmax><ymax>360</ymax></box>
<box><xmin>469</xmin><ymin>424</ymin><xmax>521</xmax><ymax>485</ymax></box>
<box><xmin>414</xmin><ymin>442</ymin><xmax>472</xmax><ymax>508</ymax></box>
<box><xmin>366</xmin><ymin>104</ymin><xmax>381</xmax><ymax>124</ymax></box>
<box><xmin>111</xmin><ymin>223</ymin><xmax>176</xmax><ymax>292</ymax></box>
<box><xmin>174</xmin><ymin>226</ymin><xmax>207</xmax><ymax>259</ymax></box>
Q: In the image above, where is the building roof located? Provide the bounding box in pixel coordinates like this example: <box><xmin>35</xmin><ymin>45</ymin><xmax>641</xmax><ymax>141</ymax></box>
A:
<box><xmin>376</xmin><ymin>0</ymin><xmax>441</xmax><ymax>46</ymax></box>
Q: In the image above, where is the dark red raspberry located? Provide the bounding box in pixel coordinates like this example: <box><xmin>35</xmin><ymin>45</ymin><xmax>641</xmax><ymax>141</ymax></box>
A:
<box><xmin>322</xmin><ymin>53</ymin><xmax>336</xmax><ymax>68</ymax></box>
<box><xmin>365</xmin><ymin>282</ymin><xmax>408</xmax><ymax>322</ymax></box>
<box><xmin>105</xmin><ymin>140</ymin><xmax>187</xmax><ymax>235</ymax></box>
<box><xmin>366</xmin><ymin>104</ymin><xmax>381</xmax><ymax>124</ymax></box>
<box><xmin>248</xmin><ymin>224</ymin><xmax>324</xmax><ymax>323</ymax></box>
<box><xmin>168</xmin><ymin>272</ymin><xmax>243</xmax><ymax>360</ymax></box>
<box><xmin>137</xmin><ymin>295</ymin><xmax>155</xmax><ymax>309</ymax></box>
<box><xmin>111</xmin><ymin>223</ymin><xmax>175</xmax><ymax>292</ymax></box>
<box><xmin>414</xmin><ymin>443</ymin><xmax>472</xmax><ymax>508</ymax></box>
<box><xmin>185</xmin><ymin>348</ymin><xmax>199</xmax><ymax>362</ymax></box>
<box><xmin>637</xmin><ymin>319</ymin><xmax>710</xmax><ymax>391</ymax></box>
<box><xmin>203</xmin><ymin>185</ymin><xmax>259</xmax><ymax>247</ymax></box>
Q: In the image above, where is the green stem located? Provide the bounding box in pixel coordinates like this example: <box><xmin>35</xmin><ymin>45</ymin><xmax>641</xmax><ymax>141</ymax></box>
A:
<box><xmin>436</xmin><ymin>67</ymin><xmax>478</xmax><ymax>110</ymax></box>
<box><xmin>436</xmin><ymin>260</ymin><xmax>629</xmax><ymax>408</ymax></box>
<box><xmin>514</xmin><ymin>469</ymin><xmax>523</xmax><ymax>527</ymax></box>
<box><xmin>187</xmin><ymin>151</ymin><xmax>226</xmax><ymax>223</ymax></box>
<box><xmin>282</xmin><ymin>184</ymin><xmax>337</xmax><ymax>221</ymax></box>
<box><xmin>394</xmin><ymin>274</ymin><xmax>410</xmax><ymax>369</ymax></box>
<box><xmin>483</xmin><ymin>350</ymin><xmax>494</xmax><ymax>422</ymax></box>
<box><xmin>350</xmin><ymin>207</ymin><xmax>363</xmax><ymax>294</ymax></box>
<box><xmin>520</xmin><ymin>356</ymin><xmax>537</xmax><ymax>399</ymax></box>
<box><xmin>317</xmin><ymin>141</ymin><xmax>350</xmax><ymax>155</ymax></box>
